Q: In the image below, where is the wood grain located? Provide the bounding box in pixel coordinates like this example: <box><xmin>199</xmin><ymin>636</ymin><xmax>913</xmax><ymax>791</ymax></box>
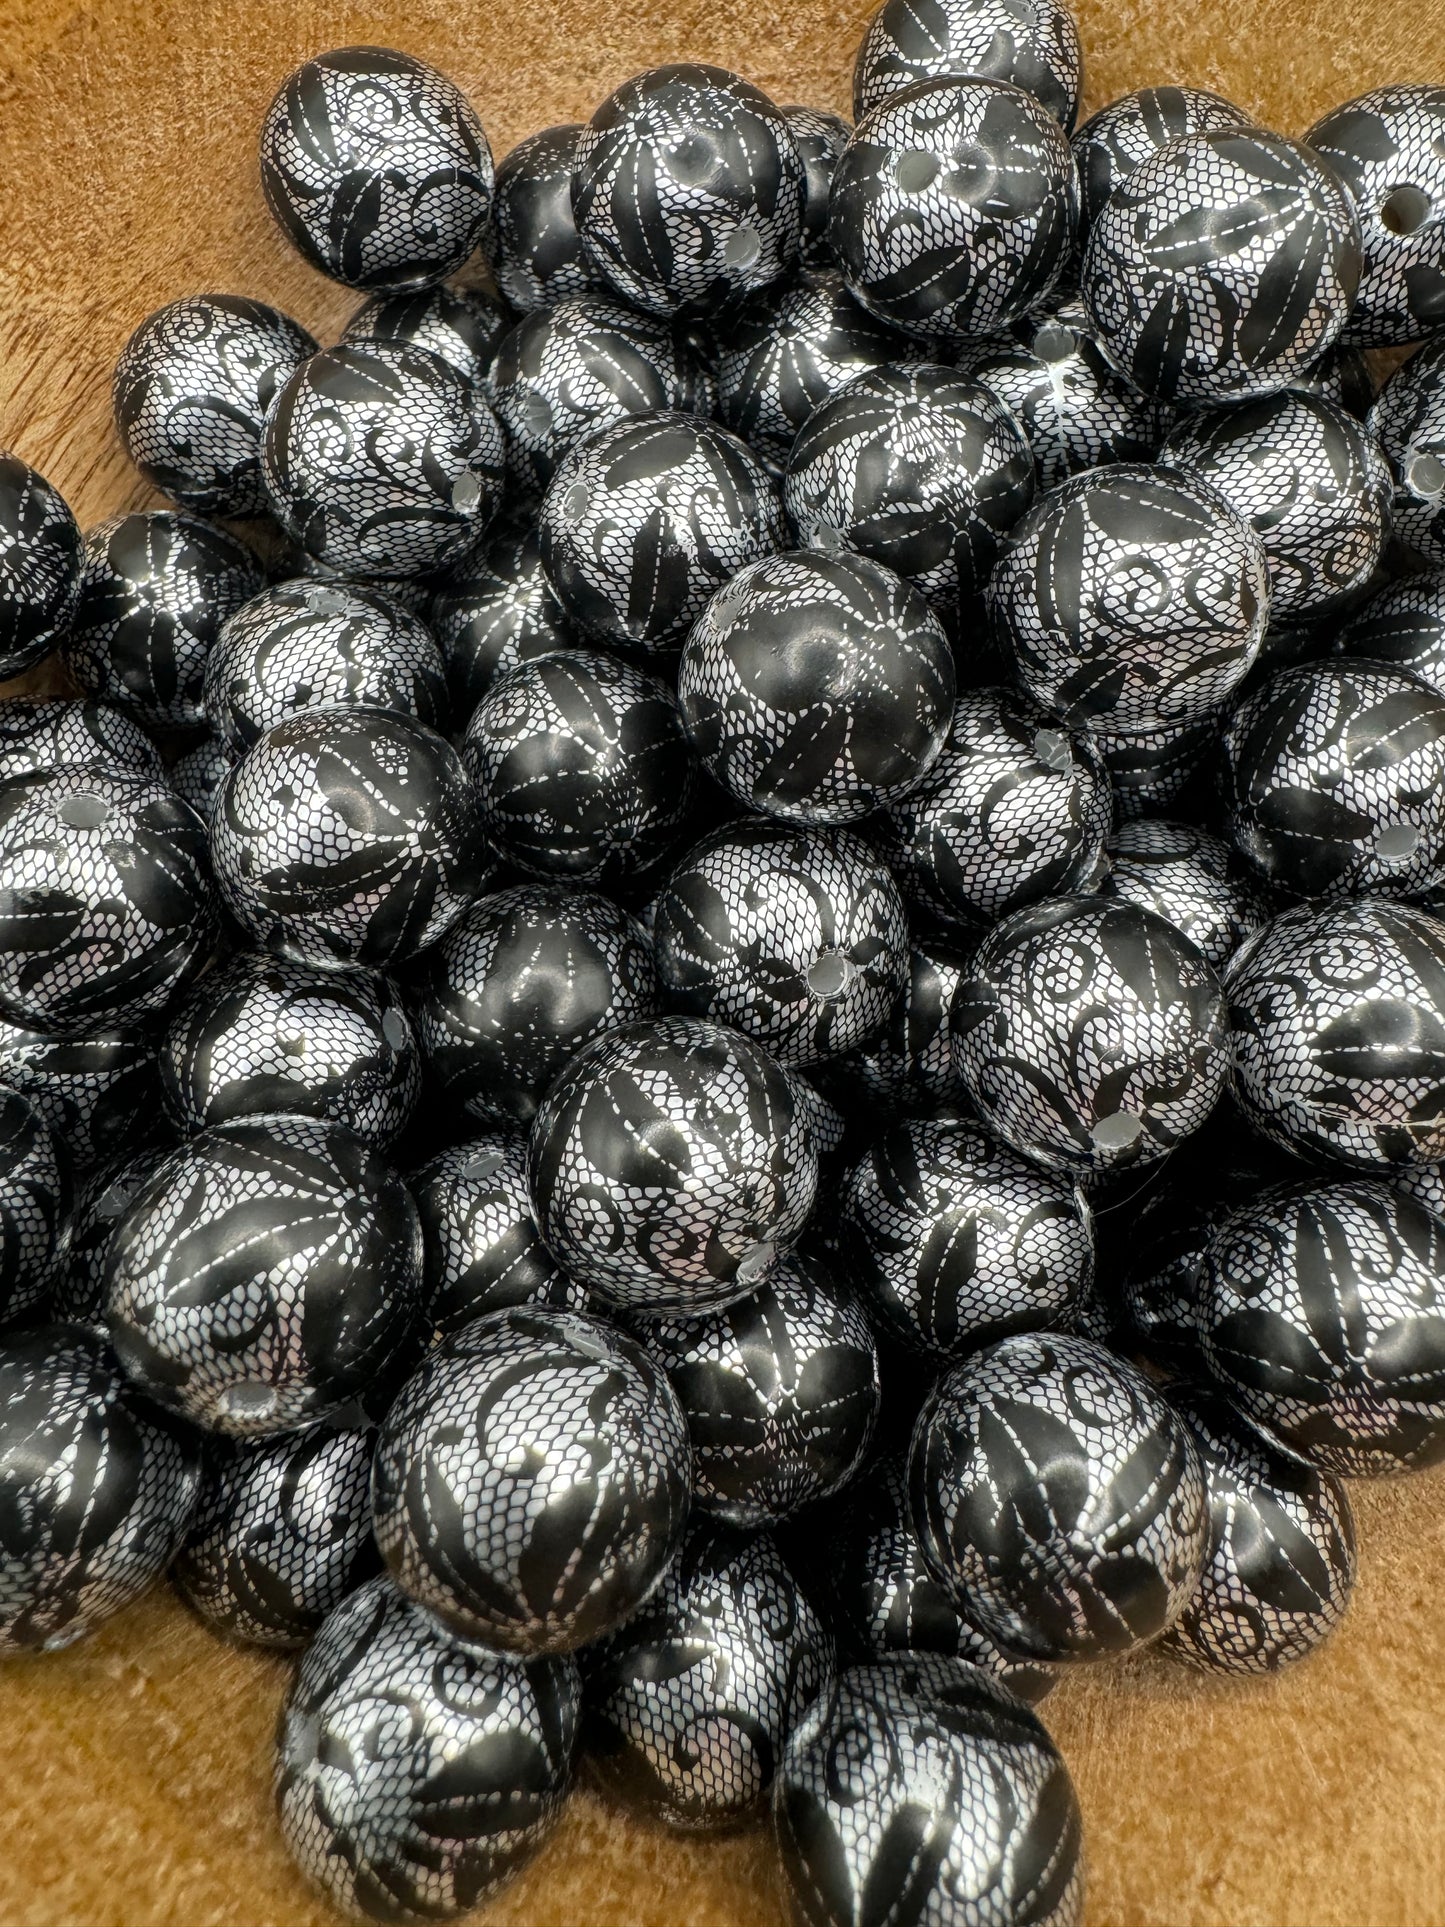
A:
<box><xmin>1</xmin><ymin>3</ymin><xmax>1443</xmax><ymax>1924</ymax></box>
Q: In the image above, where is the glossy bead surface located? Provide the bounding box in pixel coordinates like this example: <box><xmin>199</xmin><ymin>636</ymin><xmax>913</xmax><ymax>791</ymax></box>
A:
<box><xmin>491</xmin><ymin>125</ymin><xmax>600</xmax><ymax>312</ymax></box>
<box><xmin>276</xmin><ymin>1575</ymin><xmax>580</xmax><ymax>1921</ymax></box>
<box><xmin>0</xmin><ymin>1087</ymin><xmax>70</xmax><ymax>1325</ymax></box>
<box><xmin>113</xmin><ymin>295</ymin><xmax>318</xmax><ymax>515</ymax></box>
<box><xmin>55</xmin><ymin>1148</ymin><xmax>173</xmax><ymax>1330</ymax></box>
<box><xmin>1198</xmin><ymin>1180</ymin><xmax>1445</xmax><ymax>1475</ymax></box>
<box><xmin>168</xmin><ymin>732</ymin><xmax>234</xmax><ymax>820</ymax></box>
<box><xmin>173</xmin><ymin>1423</ymin><xmax>378</xmax><ymax>1649</ymax></box>
<box><xmin>0</xmin><ymin>1019</ymin><xmax>159</xmax><ymax>1170</ymax></box>
<box><xmin>260</xmin><ymin>47</ymin><xmax>494</xmax><ymax>291</ymax></box>
<box><xmin>0</xmin><ymin>454</ymin><xmax>81</xmax><ymax>682</ymax></box>
<box><xmin>910</xmin><ymin>1330</ymin><xmax>1208</xmax><ymax>1662</ymax></box>
<box><xmin>0</xmin><ymin>696</ymin><xmax>163</xmax><ymax>785</ymax></box>
<box><xmin>212</xmin><ymin>708</ymin><xmax>487</xmax><ymax>969</ymax></box>
<box><xmin>1339</xmin><ymin>569</ymin><xmax>1445</xmax><ymax>692</ymax></box>
<box><xmin>831</xmin><ymin>78</ymin><xmax>1077</xmax><ymax>344</ymax></box>
<box><xmin>528</xmin><ymin>1016</ymin><xmax>817</xmax><ymax>1315</ymax></box>
<box><xmin>584</xmin><ymin>1523</ymin><xmax>833</xmax><ymax>1830</ymax></box>
<box><xmin>105</xmin><ymin>1115</ymin><xmax>423</xmax><ymax>1435</ymax></box>
<box><xmin>62</xmin><ymin>511</ymin><xmax>264</xmax><ymax>728</ymax></box>
<box><xmin>785</xmin><ymin>108</ymin><xmax>852</xmax><ymax>266</ymax></box>
<box><xmin>823</xmin><ymin>935</ymin><xmax>970</xmax><ymax>1118</ymax></box>
<box><xmin>1071</xmin><ymin>85</ymin><xmax>1252</xmax><ymax>236</ymax></box>
<box><xmin>341</xmin><ymin>284</ymin><xmax>508</xmax><ymax>389</ymax></box>
<box><xmin>0</xmin><ymin>1323</ymin><xmax>199</xmax><ymax>1653</ymax></box>
<box><xmin>1102</xmin><ymin>819</ymin><xmax>1267</xmax><ymax>971</ymax></box>
<box><xmin>638</xmin><ymin>1249</ymin><xmax>879</xmax><ymax>1526</ymax></box>
<box><xmin>572</xmin><ymin>63</ymin><xmax>806</xmax><ymax>317</ymax></box>
<box><xmin>428</xmin><ymin>519</ymin><xmax>573</xmax><ymax>717</ymax></box>
<box><xmin>1368</xmin><ymin>337</ymin><xmax>1445</xmax><ymax>565</ymax></box>
<box><xmin>372</xmin><ymin>1305</ymin><xmax>691</xmax><ymax>1652</ymax></box>
<box><xmin>852</xmin><ymin>0</ymin><xmax>1083</xmax><ymax>128</ymax></box>
<box><xmin>1093</xmin><ymin>713</ymin><xmax>1217</xmax><ymax>822</ymax></box>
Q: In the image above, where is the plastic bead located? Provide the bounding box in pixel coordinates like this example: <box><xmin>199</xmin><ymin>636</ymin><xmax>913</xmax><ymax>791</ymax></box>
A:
<box><xmin>1071</xmin><ymin>85</ymin><xmax>1252</xmax><ymax>236</ymax></box>
<box><xmin>0</xmin><ymin>454</ymin><xmax>81</xmax><ymax>682</ymax></box>
<box><xmin>428</xmin><ymin>519</ymin><xmax>574</xmax><ymax>716</ymax></box>
<box><xmin>852</xmin><ymin>0</ymin><xmax>1083</xmax><ymax>129</ymax></box>
<box><xmin>341</xmin><ymin>284</ymin><xmax>508</xmax><ymax>388</ymax></box>
<box><xmin>1101</xmin><ymin>819</ymin><xmax>1268</xmax><ymax>970</ymax></box>
<box><xmin>0</xmin><ymin>1019</ymin><xmax>161</xmax><ymax>1170</ymax></box>
<box><xmin>490</xmin><ymin>125</ymin><xmax>601</xmax><ymax>312</ymax></box>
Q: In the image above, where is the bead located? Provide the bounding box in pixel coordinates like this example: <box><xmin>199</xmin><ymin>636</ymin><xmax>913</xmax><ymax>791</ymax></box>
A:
<box><xmin>572</xmin><ymin>64</ymin><xmax>806</xmax><ymax>316</ymax></box>
<box><xmin>540</xmin><ymin>414</ymin><xmax>787</xmax><ymax>655</ymax></box>
<box><xmin>172</xmin><ymin>1423</ymin><xmax>378</xmax><ymax>1649</ymax></box>
<box><xmin>410</xmin><ymin>1133</ymin><xmax>582</xmax><ymax>1338</ymax></box>
<box><xmin>528</xmin><ymin>1015</ymin><xmax>817</xmax><ymax>1315</ymax></box>
<box><xmin>414</xmin><ymin>883</ymin><xmax>658</xmax><ymax>1126</ymax></box>
<box><xmin>112</xmin><ymin>295</ymin><xmax>317</xmax><ymax>516</ymax></box>
<box><xmin>584</xmin><ymin>1522</ymin><xmax>833</xmax><ymax>1830</ymax></box>
<box><xmin>953</xmin><ymin>894</ymin><xmax>1230</xmax><ymax>1176</ymax></box>
<box><xmin>0</xmin><ymin>1018</ymin><xmax>161</xmax><ymax>1169</ymax></box>
<box><xmin>1306</xmin><ymin>86</ymin><xmax>1445</xmax><ymax>346</ymax></box>
<box><xmin>1198</xmin><ymin>1180</ymin><xmax>1445</xmax><ymax>1475</ymax></box>
<box><xmin>487</xmin><ymin>293</ymin><xmax>712</xmax><ymax>493</ymax></box>
<box><xmin>62</xmin><ymin>511</ymin><xmax>265</xmax><ymax>728</ymax></box>
<box><xmin>0</xmin><ymin>695</ymin><xmax>163</xmax><ymax>785</ymax></box>
<box><xmin>0</xmin><ymin>454</ymin><xmax>81</xmax><ymax>682</ymax></box>
<box><xmin>822</xmin><ymin>934</ymin><xmax>970</xmax><ymax>1118</ymax></box>
<box><xmin>679</xmin><ymin>551</ymin><xmax>954</xmax><ymax>826</ymax></box>
<box><xmin>1368</xmin><ymin>337</ymin><xmax>1445</xmax><ymax>565</ymax></box>
<box><xmin>1081</xmin><ymin>130</ymin><xmax>1361</xmax><ymax>403</ymax></box>
<box><xmin>784</xmin><ymin>107</ymin><xmax>852</xmax><ymax>267</ymax></box>
<box><xmin>653</xmin><ymin>818</ymin><xmax>910</xmax><ymax>1068</ymax></box>
<box><xmin>987</xmin><ymin>463</ymin><xmax>1268</xmax><ymax>732</ymax></box>
<box><xmin>1159</xmin><ymin>392</ymin><xmax>1392</xmax><ymax>624</ymax></box>
<box><xmin>212</xmin><ymin>708</ymin><xmax>487</xmax><ymax>969</ymax></box>
<box><xmin>1071</xmin><ymin>85</ymin><xmax>1252</xmax><ymax>236</ymax></box>
<box><xmin>1340</xmin><ymin>568</ymin><xmax>1445</xmax><ymax>692</ymax></box>
<box><xmin>852</xmin><ymin>0</ymin><xmax>1083</xmax><ymax>129</ymax></box>
<box><xmin>263</xmin><ymin>343</ymin><xmax>505</xmax><ymax>580</ymax></box>
<box><xmin>1225</xmin><ymin>898</ymin><xmax>1445</xmax><ymax>1168</ymax></box>
<box><xmin>0</xmin><ymin>1087</ymin><xmax>70</xmax><ymax>1325</ymax></box>
<box><xmin>490</xmin><ymin>125</ymin><xmax>601</xmax><ymax>312</ymax></box>
<box><xmin>1102</xmin><ymin>819</ymin><xmax>1268</xmax><ymax>971</ymax></box>
<box><xmin>0</xmin><ymin>1323</ymin><xmax>199</xmax><ymax>1653</ymax></box>
<box><xmin>784</xmin><ymin>363</ymin><xmax>1034</xmax><ymax>608</ymax></box>
<box><xmin>1292</xmin><ymin>340</ymin><xmax>1376</xmax><ymax>416</ymax></box>
<box><xmin>341</xmin><ymin>284</ymin><xmax>508</xmax><ymax>388</ymax></box>
<box><xmin>1221</xmin><ymin>660</ymin><xmax>1445</xmax><ymax>899</ymax></box>
<box><xmin>428</xmin><ymin>519</ymin><xmax>574</xmax><ymax>716</ymax></box>
<box><xmin>1162</xmin><ymin>1385</ymin><xmax>1357</xmax><ymax>1676</ymax></box>
<box><xmin>461</xmin><ymin>649</ymin><xmax>695</xmax><ymax>887</ymax></box>
<box><xmin>260</xmin><ymin>47</ymin><xmax>493</xmax><ymax>291</ymax></box>
<box><xmin>160</xmin><ymin>950</ymin><xmax>420</xmax><ymax>1145</ymax></box>
<box><xmin>372</xmin><ymin>1305</ymin><xmax>691</xmax><ymax>1651</ymax></box>
<box><xmin>775</xmin><ymin>1653</ymin><xmax>1085</xmax><ymax>1927</ymax></box>
<box><xmin>105</xmin><ymin>1115</ymin><xmax>423</xmax><ymax>1435</ymax></box>
<box><xmin>831</xmin><ymin>78</ymin><xmax>1077</xmax><ymax>343</ymax></box>
<box><xmin>874</xmin><ymin>687</ymin><xmax>1111</xmax><ymax>927</ymax></box>
<box><xmin>639</xmin><ymin>1249</ymin><xmax>879</xmax><ymax>1525</ymax></box>
<box><xmin>55</xmin><ymin>1147</ymin><xmax>173</xmax><ymax>1329</ymax></box>
<box><xmin>168</xmin><ymin>732</ymin><xmax>234</xmax><ymax>820</ymax></box>
<box><xmin>841</xmin><ymin>1115</ymin><xmax>1092</xmax><ymax>1359</ymax></box>
<box><xmin>1092</xmin><ymin>712</ymin><xmax>1218</xmax><ymax>821</ymax></box>
<box><xmin>0</xmin><ymin>769</ymin><xmax>216</xmax><ymax>1033</ymax></box>
<box><xmin>911</xmin><ymin>1330</ymin><xmax>1208</xmax><ymax>1661</ymax></box>
<box><xmin>277</xmin><ymin>1575</ymin><xmax>580</xmax><ymax>1921</ymax></box>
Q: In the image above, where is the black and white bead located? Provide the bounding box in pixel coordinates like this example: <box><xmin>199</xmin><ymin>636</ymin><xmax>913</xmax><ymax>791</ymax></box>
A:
<box><xmin>340</xmin><ymin>284</ymin><xmax>508</xmax><ymax>389</ymax></box>
<box><xmin>1368</xmin><ymin>338</ymin><xmax>1445</xmax><ymax>566</ymax></box>
<box><xmin>0</xmin><ymin>696</ymin><xmax>162</xmax><ymax>785</ymax></box>
<box><xmin>1071</xmin><ymin>85</ymin><xmax>1252</xmax><ymax>236</ymax></box>
<box><xmin>1093</xmin><ymin>712</ymin><xmax>1219</xmax><ymax>822</ymax></box>
<box><xmin>784</xmin><ymin>107</ymin><xmax>853</xmax><ymax>267</ymax></box>
<box><xmin>168</xmin><ymin>733</ymin><xmax>235</xmax><ymax>821</ymax></box>
<box><xmin>1339</xmin><ymin>569</ymin><xmax>1445</xmax><ymax>692</ymax></box>
<box><xmin>428</xmin><ymin>519</ymin><xmax>574</xmax><ymax>718</ymax></box>
<box><xmin>490</xmin><ymin>125</ymin><xmax>601</xmax><ymax>312</ymax></box>
<box><xmin>0</xmin><ymin>454</ymin><xmax>81</xmax><ymax>683</ymax></box>
<box><xmin>0</xmin><ymin>1086</ymin><xmax>70</xmax><ymax>1326</ymax></box>
<box><xmin>823</xmin><ymin>934</ymin><xmax>971</xmax><ymax>1118</ymax></box>
<box><xmin>1102</xmin><ymin>819</ymin><xmax>1268</xmax><ymax>971</ymax></box>
<box><xmin>55</xmin><ymin>1148</ymin><xmax>174</xmax><ymax>1331</ymax></box>
<box><xmin>852</xmin><ymin>0</ymin><xmax>1083</xmax><ymax>128</ymax></box>
<box><xmin>0</xmin><ymin>1019</ymin><xmax>160</xmax><ymax>1171</ymax></box>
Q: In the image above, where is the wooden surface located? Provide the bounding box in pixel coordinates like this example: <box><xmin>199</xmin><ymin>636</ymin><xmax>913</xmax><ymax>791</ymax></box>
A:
<box><xmin>1</xmin><ymin>3</ymin><xmax>1444</xmax><ymax>1924</ymax></box>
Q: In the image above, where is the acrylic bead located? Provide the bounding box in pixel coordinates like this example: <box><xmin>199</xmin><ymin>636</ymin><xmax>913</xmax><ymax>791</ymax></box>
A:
<box><xmin>490</xmin><ymin>125</ymin><xmax>600</xmax><ymax>312</ymax></box>
<box><xmin>1368</xmin><ymin>337</ymin><xmax>1445</xmax><ymax>566</ymax></box>
<box><xmin>0</xmin><ymin>695</ymin><xmax>162</xmax><ymax>785</ymax></box>
<box><xmin>852</xmin><ymin>0</ymin><xmax>1083</xmax><ymax>128</ymax></box>
<box><xmin>1071</xmin><ymin>85</ymin><xmax>1252</xmax><ymax>236</ymax></box>
<box><xmin>1093</xmin><ymin>712</ymin><xmax>1218</xmax><ymax>822</ymax></box>
<box><xmin>1339</xmin><ymin>569</ymin><xmax>1445</xmax><ymax>692</ymax></box>
<box><xmin>0</xmin><ymin>1087</ymin><xmax>70</xmax><ymax>1326</ymax></box>
<box><xmin>341</xmin><ymin>284</ymin><xmax>508</xmax><ymax>388</ymax></box>
<box><xmin>784</xmin><ymin>107</ymin><xmax>852</xmax><ymax>266</ymax></box>
<box><xmin>428</xmin><ymin>518</ymin><xmax>574</xmax><ymax>716</ymax></box>
<box><xmin>168</xmin><ymin>732</ymin><xmax>234</xmax><ymax>820</ymax></box>
<box><xmin>0</xmin><ymin>1018</ymin><xmax>161</xmax><ymax>1170</ymax></box>
<box><xmin>55</xmin><ymin>1148</ymin><xmax>174</xmax><ymax>1330</ymax></box>
<box><xmin>0</xmin><ymin>454</ymin><xmax>81</xmax><ymax>682</ymax></box>
<box><xmin>1101</xmin><ymin>819</ymin><xmax>1268</xmax><ymax>971</ymax></box>
<box><xmin>821</xmin><ymin>934</ymin><xmax>970</xmax><ymax>1118</ymax></box>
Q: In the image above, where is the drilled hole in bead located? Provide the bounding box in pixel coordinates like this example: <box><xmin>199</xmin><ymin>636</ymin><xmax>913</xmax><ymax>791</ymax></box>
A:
<box><xmin>562</xmin><ymin>482</ymin><xmax>592</xmax><ymax>526</ymax></box>
<box><xmin>811</xmin><ymin>520</ymin><xmax>847</xmax><ymax>552</ymax></box>
<box><xmin>894</xmin><ymin>149</ymin><xmax>939</xmax><ymax>194</ymax></box>
<box><xmin>57</xmin><ymin>793</ymin><xmax>111</xmax><ymax>831</ymax></box>
<box><xmin>1381</xmin><ymin>183</ymin><xmax>1433</xmax><ymax>235</ymax></box>
<box><xmin>217</xmin><ymin>1380</ymin><xmax>280</xmax><ymax>1422</ymax></box>
<box><xmin>1033</xmin><ymin>727</ymin><xmax>1072</xmax><ymax>772</ymax></box>
<box><xmin>381</xmin><ymin>1009</ymin><xmax>409</xmax><ymax>1051</ymax></box>
<box><xmin>1409</xmin><ymin>452</ymin><xmax>1445</xmax><ymax>497</ymax></box>
<box><xmin>462</xmin><ymin>1151</ymin><xmax>506</xmax><ymax>1184</ymax></box>
<box><xmin>734</xmin><ymin>1241</ymin><xmax>775</xmax><ymax>1286</ymax></box>
<box><xmin>1032</xmin><ymin>321</ymin><xmax>1078</xmax><ymax>365</ymax></box>
<box><xmin>519</xmin><ymin>391</ymin><xmax>553</xmax><ymax>439</ymax></box>
<box><xmin>1375</xmin><ymin>822</ymin><xmax>1422</xmax><ymax>861</ymax></box>
<box><xmin>1092</xmin><ymin>1110</ymin><xmax>1143</xmax><ymax>1151</ymax></box>
<box><xmin>304</xmin><ymin>585</ymin><xmax>349</xmax><ymax>617</ymax></box>
<box><xmin>451</xmin><ymin>473</ymin><xmax>482</xmax><ymax>513</ymax></box>
<box><xmin>723</xmin><ymin>226</ymin><xmax>762</xmax><ymax>270</ymax></box>
<box><xmin>807</xmin><ymin>949</ymin><xmax>854</xmax><ymax>999</ymax></box>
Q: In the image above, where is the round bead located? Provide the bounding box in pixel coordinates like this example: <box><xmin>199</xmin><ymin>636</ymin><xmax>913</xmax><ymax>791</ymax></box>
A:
<box><xmin>172</xmin><ymin>1423</ymin><xmax>378</xmax><ymax>1649</ymax></box>
<box><xmin>572</xmin><ymin>64</ymin><xmax>806</xmax><ymax>316</ymax></box>
<box><xmin>583</xmin><ymin>1522</ymin><xmax>833</xmax><ymax>1830</ymax></box>
<box><xmin>831</xmin><ymin>78</ymin><xmax>1077</xmax><ymax>344</ymax></box>
<box><xmin>953</xmin><ymin>894</ymin><xmax>1230</xmax><ymax>1176</ymax></box>
<box><xmin>1221</xmin><ymin>659</ymin><xmax>1445</xmax><ymax>899</ymax></box>
<box><xmin>528</xmin><ymin>1015</ymin><xmax>818</xmax><ymax>1314</ymax></box>
<box><xmin>1340</xmin><ymin>569</ymin><xmax>1445</xmax><ymax>692</ymax></box>
<box><xmin>0</xmin><ymin>454</ymin><xmax>81</xmax><ymax>682</ymax></box>
<box><xmin>168</xmin><ymin>732</ymin><xmax>234</xmax><ymax>821</ymax></box>
<box><xmin>55</xmin><ymin>1147</ymin><xmax>173</xmax><ymax>1330</ymax></box>
<box><xmin>372</xmin><ymin>1305</ymin><xmax>691</xmax><ymax>1651</ymax></box>
<box><xmin>1159</xmin><ymin>392</ymin><xmax>1392</xmax><ymax>624</ymax></box>
<box><xmin>653</xmin><ymin>818</ymin><xmax>910</xmax><ymax>1068</ymax></box>
<box><xmin>462</xmin><ymin>649</ymin><xmax>695</xmax><ymax>886</ymax></box>
<box><xmin>987</xmin><ymin>462</ymin><xmax>1269</xmax><ymax>732</ymax></box>
<box><xmin>211</xmin><ymin>708</ymin><xmax>487</xmax><ymax>969</ymax></box>
<box><xmin>822</xmin><ymin>934</ymin><xmax>970</xmax><ymax>1118</ymax></box>
<box><xmin>0</xmin><ymin>1087</ymin><xmax>70</xmax><ymax>1325</ymax></box>
<box><xmin>1226</xmin><ymin>898</ymin><xmax>1445</xmax><ymax>1168</ymax></box>
<box><xmin>0</xmin><ymin>1323</ymin><xmax>199</xmax><ymax>1653</ymax></box>
<box><xmin>414</xmin><ymin>883</ymin><xmax>658</xmax><ymax>1127</ymax></box>
<box><xmin>411</xmin><ymin>1133</ymin><xmax>581</xmax><ymax>1338</ymax></box>
<box><xmin>0</xmin><ymin>1019</ymin><xmax>160</xmax><ymax>1170</ymax></box>
<box><xmin>263</xmin><ymin>342</ymin><xmax>505</xmax><ymax>580</ymax></box>
<box><xmin>775</xmin><ymin>1653</ymin><xmax>1085</xmax><ymax>1927</ymax></box>
<box><xmin>1071</xmin><ymin>85</ymin><xmax>1252</xmax><ymax>236</ymax></box>
<box><xmin>874</xmin><ymin>687</ymin><xmax>1111</xmax><ymax>927</ymax></box>
<box><xmin>911</xmin><ymin>1330</ymin><xmax>1208</xmax><ymax>1661</ymax></box>
<box><xmin>1082</xmin><ymin>130</ymin><xmax>1361</xmax><ymax>403</ymax></box>
<box><xmin>340</xmin><ymin>284</ymin><xmax>508</xmax><ymax>388</ymax></box>
<box><xmin>105</xmin><ymin>1115</ymin><xmax>423</xmax><ymax>1434</ymax></box>
<box><xmin>1199</xmin><ymin>1180</ymin><xmax>1445</xmax><ymax>1475</ymax></box>
<box><xmin>1306</xmin><ymin>86</ymin><xmax>1445</xmax><ymax>347</ymax></box>
<box><xmin>842</xmin><ymin>1115</ymin><xmax>1092</xmax><ymax>1360</ymax></box>
<box><xmin>784</xmin><ymin>107</ymin><xmax>852</xmax><ymax>267</ymax></box>
<box><xmin>113</xmin><ymin>295</ymin><xmax>318</xmax><ymax>516</ymax></box>
<box><xmin>62</xmin><ymin>511</ymin><xmax>264</xmax><ymax>728</ymax></box>
<box><xmin>678</xmin><ymin>550</ymin><xmax>955</xmax><ymax>825</ymax></box>
<box><xmin>1293</xmin><ymin>340</ymin><xmax>1376</xmax><ymax>416</ymax></box>
<box><xmin>1093</xmin><ymin>712</ymin><xmax>1219</xmax><ymax>821</ymax></box>
<box><xmin>1162</xmin><ymin>1385</ymin><xmax>1357</xmax><ymax>1676</ymax></box>
<box><xmin>260</xmin><ymin>47</ymin><xmax>494</xmax><ymax>291</ymax></box>
<box><xmin>160</xmin><ymin>950</ymin><xmax>420</xmax><ymax>1145</ymax></box>
<box><xmin>1368</xmin><ymin>337</ymin><xmax>1445</xmax><ymax>566</ymax></box>
<box><xmin>490</xmin><ymin>125</ymin><xmax>600</xmax><ymax>312</ymax></box>
<box><xmin>277</xmin><ymin>1575</ymin><xmax>579</xmax><ymax>1920</ymax></box>
<box><xmin>428</xmin><ymin>519</ymin><xmax>573</xmax><ymax>717</ymax></box>
<box><xmin>638</xmin><ymin>1249</ymin><xmax>879</xmax><ymax>1525</ymax></box>
<box><xmin>852</xmin><ymin>0</ymin><xmax>1083</xmax><ymax>128</ymax></box>
<box><xmin>0</xmin><ymin>696</ymin><xmax>163</xmax><ymax>785</ymax></box>
<box><xmin>540</xmin><ymin>414</ymin><xmax>786</xmax><ymax>656</ymax></box>
<box><xmin>1102</xmin><ymin>819</ymin><xmax>1268</xmax><ymax>971</ymax></box>
<box><xmin>0</xmin><ymin>768</ymin><xmax>216</xmax><ymax>1034</ymax></box>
